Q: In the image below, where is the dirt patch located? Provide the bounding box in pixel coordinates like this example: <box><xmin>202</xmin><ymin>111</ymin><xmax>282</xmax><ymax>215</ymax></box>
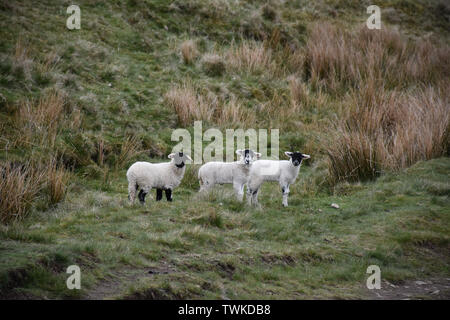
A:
<box><xmin>86</xmin><ymin>264</ymin><xmax>175</xmax><ymax>300</ymax></box>
<box><xmin>261</xmin><ymin>253</ymin><xmax>296</xmax><ymax>266</ymax></box>
<box><xmin>366</xmin><ymin>278</ymin><xmax>450</xmax><ymax>300</ymax></box>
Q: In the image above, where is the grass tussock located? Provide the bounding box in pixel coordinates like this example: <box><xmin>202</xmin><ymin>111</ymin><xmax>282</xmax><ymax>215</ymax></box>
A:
<box><xmin>302</xmin><ymin>23</ymin><xmax>449</xmax><ymax>92</ymax></box>
<box><xmin>225</xmin><ymin>41</ymin><xmax>275</xmax><ymax>75</ymax></box>
<box><xmin>14</xmin><ymin>90</ymin><xmax>65</xmax><ymax>149</ymax></box>
<box><xmin>0</xmin><ymin>162</ymin><xmax>44</xmax><ymax>224</ymax></box>
<box><xmin>201</xmin><ymin>53</ymin><xmax>226</xmax><ymax>76</ymax></box>
<box><xmin>164</xmin><ymin>82</ymin><xmax>255</xmax><ymax>127</ymax></box>
<box><xmin>0</xmin><ymin>158</ymin><xmax>72</xmax><ymax>223</ymax></box>
<box><xmin>327</xmin><ymin>85</ymin><xmax>450</xmax><ymax>182</ymax></box>
<box><xmin>45</xmin><ymin>158</ymin><xmax>70</xmax><ymax>206</ymax></box>
<box><xmin>181</xmin><ymin>40</ymin><xmax>199</xmax><ymax>64</ymax></box>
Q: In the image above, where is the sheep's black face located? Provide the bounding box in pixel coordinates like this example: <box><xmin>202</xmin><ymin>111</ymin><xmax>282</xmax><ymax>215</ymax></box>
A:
<box><xmin>244</xmin><ymin>149</ymin><xmax>251</xmax><ymax>164</ymax></box>
<box><xmin>169</xmin><ymin>152</ymin><xmax>192</xmax><ymax>168</ymax></box>
<box><xmin>237</xmin><ymin>149</ymin><xmax>261</xmax><ymax>165</ymax></box>
<box><xmin>286</xmin><ymin>151</ymin><xmax>311</xmax><ymax>166</ymax></box>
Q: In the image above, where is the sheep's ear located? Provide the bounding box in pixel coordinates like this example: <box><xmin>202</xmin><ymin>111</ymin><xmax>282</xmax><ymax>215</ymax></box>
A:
<box><xmin>168</xmin><ymin>153</ymin><xmax>175</xmax><ymax>159</ymax></box>
<box><xmin>185</xmin><ymin>155</ymin><xmax>193</xmax><ymax>161</ymax></box>
<box><xmin>236</xmin><ymin>149</ymin><xmax>243</xmax><ymax>156</ymax></box>
<box><xmin>255</xmin><ymin>152</ymin><xmax>262</xmax><ymax>159</ymax></box>
<box><xmin>302</xmin><ymin>154</ymin><xmax>311</xmax><ymax>159</ymax></box>
<box><xmin>285</xmin><ymin>151</ymin><xmax>293</xmax><ymax>158</ymax></box>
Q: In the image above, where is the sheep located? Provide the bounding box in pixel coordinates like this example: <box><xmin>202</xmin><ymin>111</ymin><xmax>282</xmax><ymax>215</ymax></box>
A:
<box><xmin>247</xmin><ymin>151</ymin><xmax>310</xmax><ymax>207</ymax></box>
<box><xmin>126</xmin><ymin>152</ymin><xmax>192</xmax><ymax>204</ymax></box>
<box><xmin>198</xmin><ymin>149</ymin><xmax>261</xmax><ymax>201</ymax></box>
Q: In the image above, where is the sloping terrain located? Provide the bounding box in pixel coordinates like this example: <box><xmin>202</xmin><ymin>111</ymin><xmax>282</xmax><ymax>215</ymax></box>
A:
<box><xmin>0</xmin><ymin>0</ymin><xmax>449</xmax><ymax>299</ymax></box>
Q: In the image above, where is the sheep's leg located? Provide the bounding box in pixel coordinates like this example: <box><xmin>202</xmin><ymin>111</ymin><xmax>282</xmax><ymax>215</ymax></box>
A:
<box><xmin>128</xmin><ymin>182</ymin><xmax>138</xmax><ymax>204</ymax></box>
<box><xmin>156</xmin><ymin>189</ymin><xmax>163</xmax><ymax>201</ymax></box>
<box><xmin>138</xmin><ymin>189</ymin><xmax>148</xmax><ymax>204</ymax></box>
<box><xmin>252</xmin><ymin>189</ymin><xmax>260</xmax><ymax>207</ymax></box>
<box><xmin>281</xmin><ymin>184</ymin><xmax>290</xmax><ymax>207</ymax></box>
<box><xmin>233</xmin><ymin>181</ymin><xmax>244</xmax><ymax>202</ymax></box>
<box><xmin>165</xmin><ymin>189</ymin><xmax>173</xmax><ymax>202</ymax></box>
<box><xmin>199</xmin><ymin>178</ymin><xmax>212</xmax><ymax>192</ymax></box>
<box><xmin>247</xmin><ymin>187</ymin><xmax>253</xmax><ymax>205</ymax></box>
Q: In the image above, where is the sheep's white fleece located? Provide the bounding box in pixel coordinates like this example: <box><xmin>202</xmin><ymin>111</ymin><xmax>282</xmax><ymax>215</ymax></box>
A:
<box><xmin>247</xmin><ymin>157</ymin><xmax>309</xmax><ymax>207</ymax></box>
<box><xmin>198</xmin><ymin>161</ymin><xmax>250</xmax><ymax>200</ymax></box>
<box><xmin>247</xmin><ymin>160</ymin><xmax>301</xmax><ymax>186</ymax></box>
<box><xmin>127</xmin><ymin>161</ymin><xmax>185</xmax><ymax>201</ymax></box>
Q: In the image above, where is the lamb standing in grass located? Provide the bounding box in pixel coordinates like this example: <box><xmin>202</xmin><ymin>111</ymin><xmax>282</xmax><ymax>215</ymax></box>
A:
<box><xmin>198</xmin><ymin>149</ymin><xmax>261</xmax><ymax>201</ymax></box>
<box><xmin>247</xmin><ymin>151</ymin><xmax>310</xmax><ymax>207</ymax></box>
<box><xmin>127</xmin><ymin>152</ymin><xmax>192</xmax><ymax>204</ymax></box>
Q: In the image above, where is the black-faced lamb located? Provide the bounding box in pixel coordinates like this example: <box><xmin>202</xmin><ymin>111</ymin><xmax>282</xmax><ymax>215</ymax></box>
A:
<box><xmin>198</xmin><ymin>149</ymin><xmax>261</xmax><ymax>201</ymax></box>
<box><xmin>247</xmin><ymin>151</ymin><xmax>310</xmax><ymax>207</ymax></box>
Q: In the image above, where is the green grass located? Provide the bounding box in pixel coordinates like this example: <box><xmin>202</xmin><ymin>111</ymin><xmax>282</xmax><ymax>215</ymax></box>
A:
<box><xmin>0</xmin><ymin>0</ymin><xmax>449</xmax><ymax>299</ymax></box>
<box><xmin>0</xmin><ymin>158</ymin><xmax>448</xmax><ymax>299</ymax></box>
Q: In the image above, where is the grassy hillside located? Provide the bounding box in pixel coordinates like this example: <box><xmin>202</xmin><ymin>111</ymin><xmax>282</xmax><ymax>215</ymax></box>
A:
<box><xmin>0</xmin><ymin>0</ymin><xmax>449</xmax><ymax>299</ymax></box>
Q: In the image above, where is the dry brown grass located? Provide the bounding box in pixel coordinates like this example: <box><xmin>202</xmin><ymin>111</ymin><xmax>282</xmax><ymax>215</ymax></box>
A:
<box><xmin>115</xmin><ymin>135</ymin><xmax>144</xmax><ymax>170</ymax></box>
<box><xmin>326</xmin><ymin>85</ymin><xmax>449</xmax><ymax>182</ymax></box>
<box><xmin>302</xmin><ymin>23</ymin><xmax>449</xmax><ymax>92</ymax></box>
<box><xmin>181</xmin><ymin>40</ymin><xmax>199</xmax><ymax>64</ymax></box>
<box><xmin>0</xmin><ymin>161</ymin><xmax>44</xmax><ymax>224</ymax></box>
<box><xmin>165</xmin><ymin>82</ymin><xmax>256</xmax><ymax>128</ymax></box>
<box><xmin>201</xmin><ymin>53</ymin><xmax>226</xmax><ymax>76</ymax></box>
<box><xmin>164</xmin><ymin>82</ymin><xmax>214</xmax><ymax>126</ymax></box>
<box><xmin>225</xmin><ymin>41</ymin><xmax>275</xmax><ymax>75</ymax></box>
<box><xmin>14</xmin><ymin>90</ymin><xmax>65</xmax><ymax>148</ymax></box>
<box><xmin>216</xmin><ymin>97</ymin><xmax>256</xmax><ymax>127</ymax></box>
<box><xmin>45</xmin><ymin>158</ymin><xmax>70</xmax><ymax>205</ymax></box>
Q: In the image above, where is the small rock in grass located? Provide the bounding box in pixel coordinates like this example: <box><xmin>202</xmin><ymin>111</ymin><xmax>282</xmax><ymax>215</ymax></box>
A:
<box><xmin>431</xmin><ymin>290</ymin><xmax>440</xmax><ymax>295</ymax></box>
<box><xmin>331</xmin><ymin>203</ymin><xmax>340</xmax><ymax>209</ymax></box>
<box><xmin>415</xmin><ymin>281</ymin><xmax>427</xmax><ymax>285</ymax></box>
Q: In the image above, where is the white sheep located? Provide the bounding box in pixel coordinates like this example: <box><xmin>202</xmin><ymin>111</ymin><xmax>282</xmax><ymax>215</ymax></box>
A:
<box><xmin>198</xmin><ymin>149</ymin><xmax>261</xmax><ymax>201</ymax></box>
<box><xmin>247</xmin><ymin>151</ymin><xmax>310</xmax><ymax>207</ymax></box>
<box><xmin>127</xmin><ymin>152</ymin><xmax>192</xmax><ymax>204</ymax></box>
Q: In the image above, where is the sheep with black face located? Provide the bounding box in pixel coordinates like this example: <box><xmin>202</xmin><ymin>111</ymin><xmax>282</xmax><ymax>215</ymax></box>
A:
<box><xmin>198</xmin><ymin>149</ymin><xmax>261</xmax><ymax>201</ymax></box>
<box><xmin>126</xmin><ymin>152</ymin><xmax>192</xmax><ymax>204</ymax></box>
<box><xmin>247</xmin><ymin>151</ymin><xmax>310</xmax><ymax>207</ymax></box>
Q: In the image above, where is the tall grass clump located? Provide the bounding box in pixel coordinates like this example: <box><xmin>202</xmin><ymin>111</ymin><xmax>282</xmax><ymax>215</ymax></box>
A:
<box><xmin>225</xmin><ymin>41</ymin><xmax>275</xmax><ymax>75</ymax></box>
<box><xmin>165</xmin><ymin>82</ymin><xmax>255</xmax><ymax>127</ymax></box>
<box><xmin>181</xmin><ymin>40</ymin><xmax>199</xmax><ymax>64</ymax></box>
<box><xmin>201</xmin><ymin>53</ymin><xmax>226</xmax><ymax>76</ymax></box>
<box><xmin>164</xmin><ymin>82</ymin><xmax>214</xmax><ymax>126</ymax></box>
<box><xmin>327</xmin><ymin>85</ymin><xmax>449</xmax><ymax>182</ymax></box>
<box><xmin>0</xmin><ymin>162</ymin><xmax>44</xmax><ymax>224</ymax></box>
<box><xmin>14</xmin><ymin>90</ymin><xmax>65</xmax><ymax>149</ymax></box>
<box><xmin>44</xmin><ymin>158</ymin><xmax>70</xmax><ymax>206</ymax></box>
<box><xmin>302</xmin><ymin>23</ymin><xmax>450</xmax><ymax>92</ymax></box>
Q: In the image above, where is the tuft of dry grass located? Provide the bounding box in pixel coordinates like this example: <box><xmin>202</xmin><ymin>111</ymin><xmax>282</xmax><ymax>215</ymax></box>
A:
<box><xmin>216</xmin><ymin>97</ymin><xmax>256</xmax><ymax>128</ymax></box>
<box><xmin>201</xmin><ymin>53</ymin><xmax>226</xmax><ymax>76</ymax></box>
<box><xmin>165</xmin><ymin>82</ymin><xmax>256</xmax><ymax>128</ymax></box>
<box><xmin>225</xmin><ymin>41</ymin><xmax>275</xmax><ymax>75</ymax></box>
<box><xmin>164</xmin><ymin>82</ymin><xmax>214</xmax><ymax>126</ymax></box>
<box><xmin>14</xmin><ymin>90</ymin><xmax>65</xmax><ymax>149</ymax></box>
<box><xmin>301</xmin><ymin>23</ymin><xmax>450</xmax><ymax>92</ymax></box>
<box><xmin>115</xmin><ymin>135</ymin><xmax>144</xmax><ymax>170</ymax></box>
<box><xmin>181</xmin><ymin>40</ymin><xmax>199</xmax><ymax>64</ymax></box>
<box><xmin>326</xmin><ymin>85</ymin><xmax>449</xmax><ymax>182</ymax></box>
<box><xmin>0</xmin><ymin>161</ymin><xmax>45</xmax><ymax>224</ymax></box>
<box><xmin>45</xmin><ymin>158</ymin><xmax>70</xmax><ymax>205</ymax></box>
